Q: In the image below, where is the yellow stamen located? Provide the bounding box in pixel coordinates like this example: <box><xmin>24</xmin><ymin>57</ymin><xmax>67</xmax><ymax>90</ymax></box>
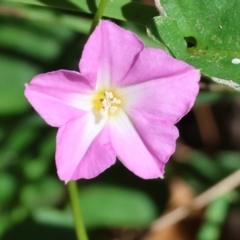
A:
<box><xmin>92</xmin><ymin>89</ymin><xmax>122</xmax><ymax>119</ymax></box>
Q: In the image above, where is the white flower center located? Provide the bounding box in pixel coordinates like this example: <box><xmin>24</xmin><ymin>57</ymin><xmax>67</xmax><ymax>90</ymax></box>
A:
<box><xmin>100</xmin><ymin>91</ymin><xmax>121</xmax><ymax>118</ymax></box>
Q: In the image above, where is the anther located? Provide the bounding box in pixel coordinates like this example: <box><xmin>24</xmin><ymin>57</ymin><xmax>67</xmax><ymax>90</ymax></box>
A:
<box><xmin>100</xmin><ymin>91</ymin><xmax>121</xmax><ymax>118</ymax></box>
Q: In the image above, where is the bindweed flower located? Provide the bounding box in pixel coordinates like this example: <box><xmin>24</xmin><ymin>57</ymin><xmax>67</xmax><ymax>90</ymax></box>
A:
<box><xmin>25</xmin><ymin>20</ymin><xmax>200</xmax><ymax>182</ymax></box>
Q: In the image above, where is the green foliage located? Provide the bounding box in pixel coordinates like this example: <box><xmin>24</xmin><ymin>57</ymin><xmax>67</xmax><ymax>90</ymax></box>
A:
<box><xmin>80</xmin><ymin>185</ymin><xmax>157</xmax><ymax>228</ymax></box>
<box><xmin>0</xmin><ymin>173</ymin><xmax>16</xmax><ymax>206</ymax></box>
<box><xmin>182</xmin><ymin>151</ymin><xmax>240</xmax><ymax>193</ymax></box>
<box><xmin>20</xmin><ymin>178</ymin><xmax>64</xmax><ymax>209</ymax></box>
<box><xmin>0</xmin><ymin>4</ymin><xmax>162</xmax><ymax>237</ymax></box>
<box><xmin>1</xmin><ymin>0</ymin><xmax>240</xmax><ymax>239</ymax></box>
<box><xmin>33</xmin><ymin>184</ymin><xmax>157</xmax><ymax>229</ymax></box>
<box><xmin>0</xmin><ymin>56</ymin><xmax>39</xmax><ymax>114</ymax></box>
<box><xmin>147</xmin><ymin>0</ymin><xmax>240</xmax><ymax>90</ymax></box>
<box><xmin>197</xmin><ymin>194</ymin><xmax>232</xmax><ymax>240</ymax></box>
<box><xmin>4</xmin><ymin>0</ymin><xmax>158</xmax><ymax>25</ymax></box>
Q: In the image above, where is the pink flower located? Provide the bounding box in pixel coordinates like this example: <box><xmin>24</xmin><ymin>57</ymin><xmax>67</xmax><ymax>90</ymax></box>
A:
<box><xmin>25</xmin><ymin>20</ymin><xmax>200</xmax><ymax>182</ymax></box>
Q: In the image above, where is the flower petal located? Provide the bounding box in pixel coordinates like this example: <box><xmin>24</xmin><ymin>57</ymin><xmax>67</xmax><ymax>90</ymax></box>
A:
<box><xmin>120</xmin><ymin>48</ymin><xmax>200</xmax><ymax>86</ymax></box>
<box><xmin>119</xmin><ymin>67</ymin><xmax>200</xmax><ymax>123</ymax></box>
<box><xmin>129</xmin><ymin>109</ymin><xmax>179</xmax><ymax>167</ymax></box>
<box><xmin>56</xmin><ymin>113</ymin><xmax>110</xmax><ymax>182</ymax></box>
<box><xmin>109</xmin><ymin>110</ymin><xmax>163</xmax><ymax>179</ymax></box>
<box><xmin>79</xmin><ymin>20</ymin><xmax>144</xmax><ymax>89</ymax></box>
<box><xmin>70</xmin><ymin>125</ymin><xmax>116</xmax><ymax>180</ymax></box>
<box><xmin>25</xmin><ymin>70</ymin><xmax>93</xmax><ymax>127</ymax></box>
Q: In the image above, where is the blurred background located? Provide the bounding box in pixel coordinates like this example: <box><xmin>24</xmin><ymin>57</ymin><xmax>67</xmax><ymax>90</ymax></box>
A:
<box><xmin>1</xmin><ymin>1</ymin><xmax>240</xmax><ymax>240</ymax></box>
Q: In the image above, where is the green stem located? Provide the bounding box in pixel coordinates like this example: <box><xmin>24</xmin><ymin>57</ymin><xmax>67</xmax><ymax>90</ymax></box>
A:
<box><xmin>89</xmin><ymin>0</ymin><xmax>109</xmax><ymax>34</ymax></box>
<box><xmin>67</xmin><ymin>181</ymin><xmax>88</xmax><ymax>240</ymax></box>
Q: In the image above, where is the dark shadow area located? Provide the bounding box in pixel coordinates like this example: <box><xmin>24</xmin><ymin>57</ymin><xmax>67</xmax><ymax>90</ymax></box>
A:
<box><xmin>45</xmin><ymin>33</ymin><xmax>88</xmax><ymax>71</ymax></box>
<box><xmin>121</xmin><ymin>2</ymin><xmax>158</xmax><ymax>25</ymax></box>
<box><xmin>178</xmin><ymin>98</ymin><xmax>240</xmax><ymax>152</ymax></box>
<box><xmin>221</xmin><ymin>209</ymin><xmax>240</xmax><ymax>240</ymax></box>
<box><xmin>177</xmin><ymin>110</ymin><xmax>202</xmax><ymax>149</ymax></box>
<box><xmin>0</xmin><ymin>47</ymin><xmax>48</xmax><ymax>67</ymax></box>
<box><xmin>2</xmin><ymin>218</ymin><xmax>76</xmax><ymax>240</ymax></box>
<box><xmin>86</xmin><ymin>0</ymin><xmax>97</xmax><ymax>13</ymax></box>
<box><xmin>89</xmin><ymin>227</ymin><xmax>148</xmax><ymax>240</ymax></box>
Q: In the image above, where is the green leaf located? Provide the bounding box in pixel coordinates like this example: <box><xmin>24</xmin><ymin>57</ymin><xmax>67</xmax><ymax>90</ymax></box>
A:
<box><xmin>0</xmin><ymin>56</ymin><xmax>40</xmax><ymax>114</ymax></box>
<box><xmin>187</xmin><ymin>152</ymin><xmax>223</xmax><ymax>182</ymax></box>
<box><xmin>147</xmin><ymin>0</ymin><xmax>240</xmax><ymax>90</ymax></box>
<box><xmin>34</xmin><ymin>185</ymin><xmax>157</xmax><ymax>229</ymax></box>
<box><xmin>0</xmin><ymin>173</ymin><xmax>16</xmax><ymax>206</ymax></box>
<box><xmin>33</xmin><ymin>208</ymin><xmax>74</xmax><ymax>228</ymax></box>
<box><xmin>217</xmin><ymin>152</ymin><xmax>240</xmax><ymax>173</ymax></box>
<box><xmin>20</xmin><ymin>178</ymin><xmax>64</xmax><ymax>209</ymax></box>
<box><xmin>4</xmin><ymin>124</ymin><xmax>38</xmax><ymax>152</ymax></box>
<box><xmin>4</xmin><ymin>0</ymin><xmax>157</xmax><ymax>25</ymax></box>
<box><xmin>80</xmin><ymin>185</ymin><xmax>157</xmax><ymax>228</ymax></box>
<box><xmin>0</xmin><ymin>22</ymin><xmax>72</xmax><ymax>62</ymax></box>
<box><xmin>1</xmin><ymin>3</ymin><xmax>91</xmax><ymax>34</ymax></box>
<box><xmin>22</xmin><ymin>132</ymin><xmax>56</xmax><ymax>180</ymax></box>
<box><xmin>23</xmin><ymin>159</ymin><xmax>49</xmax><ymax>180</ymax></box>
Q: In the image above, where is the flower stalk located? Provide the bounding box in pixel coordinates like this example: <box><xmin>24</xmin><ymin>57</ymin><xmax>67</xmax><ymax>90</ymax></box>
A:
<box><xmin>89</xmin><ymin>0</ymin><xmax>109</xmax><ymax>34</ymax></box>
<box><xmin>67</xmin><ymin>181</ymin><xmax>88</xmax><ymax>240</ymax></box>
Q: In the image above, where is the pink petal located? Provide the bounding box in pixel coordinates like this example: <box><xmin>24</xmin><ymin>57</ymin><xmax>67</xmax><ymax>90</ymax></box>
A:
<box><xmin>129</xmin><ymin>109</ymin><xmax>179</xmax><ymax>167</ymax></box>
<box><xmin>25</xmin><ymin>70</ymin><xmax>93</xmax><ymax>127</ymax></box>
<box><xmin>56</xmin><ymin>113</ymin><xmax>114</xmax><ymax>182</ymax></box>
<box><xmin>79</xmin><ymin>20</ymin><xmax>144</xmax><ymax>88</ymax></box>
<box><xmin>120</xmin><ymin>47</ymin><xmax>200</xmax><ymax>86</ymax></box>
<box><xmin>120</xmin><ymin>67</ymin><xmax>200</xmax><ymax>123</ymax></box>
<box><xmin>70</xmin><ymin>125</ymin><xmax>116</xmax><ymax>180</ymax></box>
<box><xmin>109</xmin><ymin>110</ymin><xmax>164</xmax><ymax>179</ymax></box>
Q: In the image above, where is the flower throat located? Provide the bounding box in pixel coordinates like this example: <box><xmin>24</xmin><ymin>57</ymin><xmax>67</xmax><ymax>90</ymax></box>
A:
<box><xmin>93</xmin><ymin>90</ymin><xmax>121</xmax><ymax>119</ymax></box>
